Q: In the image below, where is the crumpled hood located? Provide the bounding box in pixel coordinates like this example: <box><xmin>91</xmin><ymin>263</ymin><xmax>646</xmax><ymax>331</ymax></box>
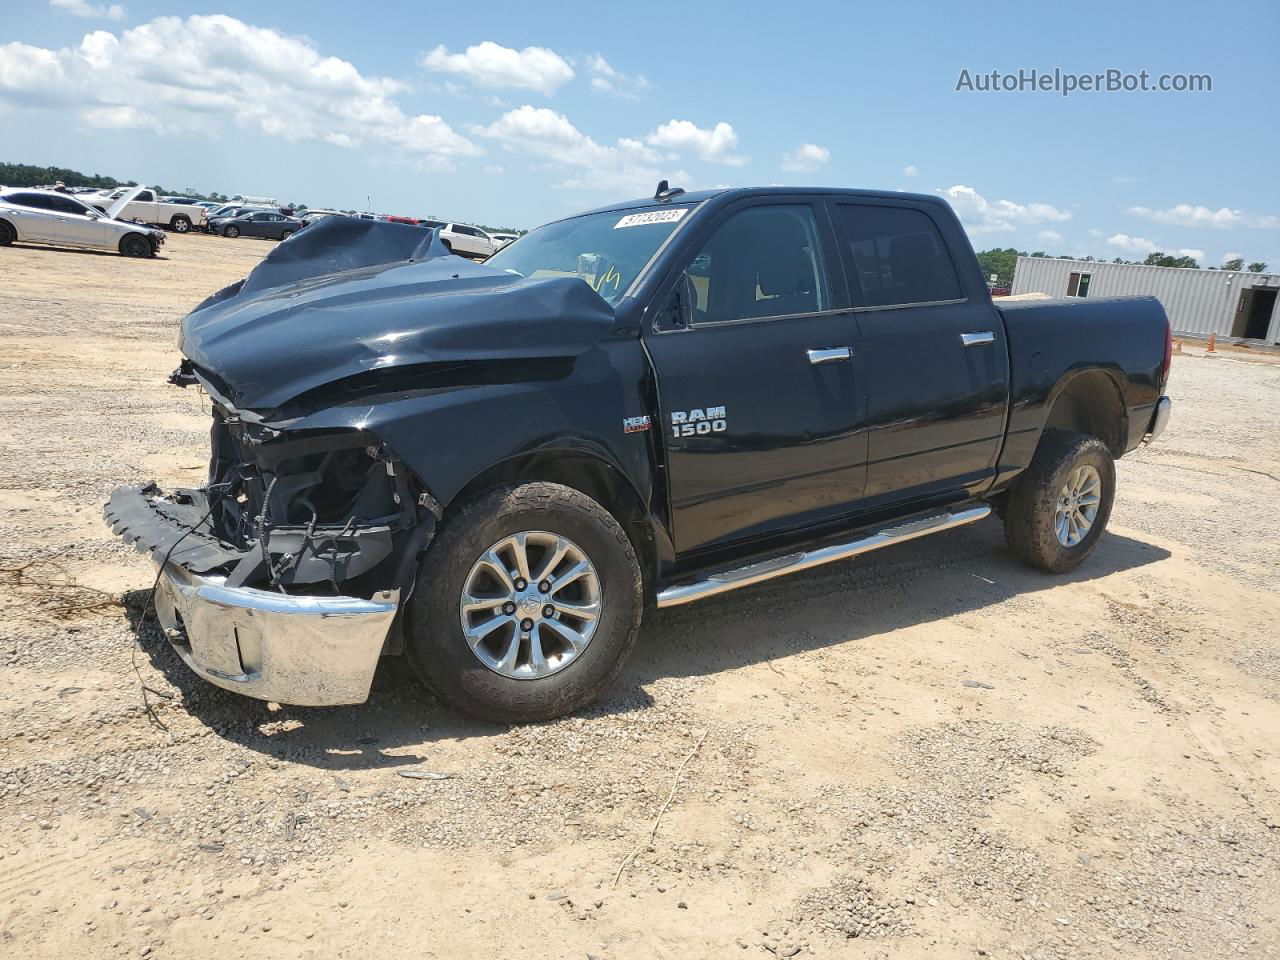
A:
<box><xmin>179</xmin><ymin>216</ymin><xmax>618</xmax><ymax>415</ymax></box>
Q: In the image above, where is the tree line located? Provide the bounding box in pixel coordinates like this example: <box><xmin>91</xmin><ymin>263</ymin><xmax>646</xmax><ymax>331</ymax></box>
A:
<box><xmin>977</xmin><ymin>247</ymin><xmax>1269</xmax><ymax>289</ymax></box>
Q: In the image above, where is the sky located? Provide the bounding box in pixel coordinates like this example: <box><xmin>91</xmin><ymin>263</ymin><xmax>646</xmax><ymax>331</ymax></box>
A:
<box><xmin>3</xmin><ymin>0</ymin><xmax>1278</xmax><ymax>266</ymax></box>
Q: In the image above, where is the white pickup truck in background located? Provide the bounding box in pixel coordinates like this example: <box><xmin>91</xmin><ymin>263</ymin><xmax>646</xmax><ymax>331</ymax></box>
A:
<box><xmin>87</xmin><ymin>187</ymin><xmax>207</xmax><ymax>233</ymax></box>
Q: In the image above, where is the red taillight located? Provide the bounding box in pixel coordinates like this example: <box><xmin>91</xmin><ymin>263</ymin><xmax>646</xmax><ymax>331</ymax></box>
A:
<box><xmin>1161</xmin><ymin>320</ymin><xmax>1172</xmax><ymax>382</ymax></box>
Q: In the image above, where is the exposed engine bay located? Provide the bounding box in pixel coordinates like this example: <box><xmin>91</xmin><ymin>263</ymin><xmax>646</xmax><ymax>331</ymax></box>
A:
<box><xmin>108</xmin><ymin>396</ymin><xmax>438</xmax><ymax>603</ymax></box>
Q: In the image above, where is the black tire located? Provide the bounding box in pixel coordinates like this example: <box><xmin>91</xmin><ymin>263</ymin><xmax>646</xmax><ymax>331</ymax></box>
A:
<box><xmin>169</xmin><ymin>214</ymin><xmax>191</xmax><ymax>233</ymax></box>
<box><xmin>279</xmin><ymin>229</ymin><xmax>293</xmax><ymax>241</ymax></box>
<box><xmin>406</xmin><ymin>482</ymin><xmax>643</xmax><ymax>723</ymax></box>
<box><xmin>223</xmin><ymin>225</ymin><xmax>240</xmax><ymax>238</ymax></box>
<box><xmin>0</xmin><ymin>220</ymin><xmax>14</xmax><ymax>246</ymax></box>
<box><xmin>119</xmin><ymin>233</ymin><xmax>151</xmax><ymax>258</ymax></box>
<box><xmin>441</xmin><ymin>238</ymin><xmax>454</xmax><ymax>254</ymax></box>
<box><xmin>1003</xmin><ymin>430</ymin><xmax>1115</xmax><ymax>573</ymax></box>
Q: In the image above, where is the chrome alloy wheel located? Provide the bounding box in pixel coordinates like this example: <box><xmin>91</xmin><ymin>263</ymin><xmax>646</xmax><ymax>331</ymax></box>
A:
<box><xmin>458</xmin><ymin>531</ymin><xmax>602</xmax><ymax>680</ymax></box>
<box><xmin>1054</xmin><ymin>464</ymin><xmax>1102</xmax><ymax>547</ymax></box>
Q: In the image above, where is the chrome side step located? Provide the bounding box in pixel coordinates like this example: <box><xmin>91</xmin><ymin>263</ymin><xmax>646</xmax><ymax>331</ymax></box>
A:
<box><xmin>655</xmin><ymin>504</ymin><xmax>991</xmax><ymax>608</ymax></box>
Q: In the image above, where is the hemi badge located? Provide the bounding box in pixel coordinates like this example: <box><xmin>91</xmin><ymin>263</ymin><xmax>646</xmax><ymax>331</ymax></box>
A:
<box><xmin>623</xmin><ymin>415</ymin><xmax>651</xmax><ymax>434</ymax></box>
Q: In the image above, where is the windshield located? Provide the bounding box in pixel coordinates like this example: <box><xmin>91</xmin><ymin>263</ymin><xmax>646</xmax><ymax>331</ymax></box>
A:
<box><xmin>485</xmin><ymin>205</ymin><xmax>694</xmax><ymax>304</ymax></box>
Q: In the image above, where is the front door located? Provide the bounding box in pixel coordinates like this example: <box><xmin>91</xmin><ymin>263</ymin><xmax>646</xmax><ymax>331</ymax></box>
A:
<box><xmin>48</xmin><ymin>194</ymin><xmax>111</xmax><ymax>247</ymax></box>
<box><xmin>829</xmin><ymin>199</ymin><xmax>1009</xmax><ymax>504</ymax></box>
<box><xmin>644</xmin><ymin>200</ymin><xmax>868</xmax><ymax>555</ymax></box>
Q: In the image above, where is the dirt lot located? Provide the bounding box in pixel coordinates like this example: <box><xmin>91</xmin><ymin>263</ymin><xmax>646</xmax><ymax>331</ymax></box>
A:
<box><xmin>1</xmin><ymin>233</ymin><xmax>1278</xmax><ymax>960</ymax></box>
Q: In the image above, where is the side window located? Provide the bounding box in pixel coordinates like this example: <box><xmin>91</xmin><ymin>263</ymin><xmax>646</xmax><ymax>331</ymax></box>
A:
<box><xmin>836</xmin><ymin>204</ymin><xmax>963</xmax><ymax>307</ymax></box>
<box><xmin>11</xmin><ymin>193</ymin><xmax>53</xmax><ymax>210</ymax></box>
<box><xmin>137</xmin><ymin>190</ymin><xmax>154</xmax><ymax>202</ymax></box>
<box><xmin>687</xmin><ymin>204</ymin><xmax>828</xmax><ymax>324</ymax></box>
<box><xmin>51</xmin><ymin>196</ymin><xmax>89</xmax><ymax>215</ymax></box>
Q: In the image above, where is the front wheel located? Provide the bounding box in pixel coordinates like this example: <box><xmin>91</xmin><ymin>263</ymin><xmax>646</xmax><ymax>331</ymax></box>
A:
<box><xmin>407</xmin><ymin>482</ymin><xmax>643</xmax><ymax>723</ymax></box>
<box><xmin>1003</xmin><ymin>430</ymin><xmax>1115</xmax><ymax>573</ymax></box>
<box><xmin>278</xmin><ymin>229</ymin><xmax>293</xmax><ymax>241</ymax></box>
<box><xmin>0</xmin><ymin>220</ymin><xmax>15</xmax><ymax>246</ymax></box>
<box><xmin>119</xmin><ymin>233</ymin><xmax>151</xmax><ymax>258</ymax></box>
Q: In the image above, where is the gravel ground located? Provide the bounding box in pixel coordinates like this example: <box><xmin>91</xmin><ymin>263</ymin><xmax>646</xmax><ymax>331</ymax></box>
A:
<box><xmin>1</xmin><ymin>234</ymin><xmax>1278</xmax><ymax>959</ymax></box>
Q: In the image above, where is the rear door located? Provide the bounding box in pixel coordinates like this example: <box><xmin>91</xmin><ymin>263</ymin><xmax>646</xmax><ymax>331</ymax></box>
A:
<box><xmin>5</xmin><ymin>193</ymin><xmax>59</xmax><ymax>241</ymax></box>
<box><xmin>644</xmin><ymin>198</ymin><xmax>868</xmax><ymax>555</ymax></box>
<box><xmin>829</xmin><ymin>199</ymin><xmax>1009</xmax><ymax>504</ymax></box>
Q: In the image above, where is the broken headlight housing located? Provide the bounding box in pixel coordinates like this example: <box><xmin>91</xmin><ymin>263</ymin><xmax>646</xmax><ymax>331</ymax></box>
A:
<box><xmin>206</xmin><ymin>413</ymin><xmax>419</xmax><ymax>592</ymax></box>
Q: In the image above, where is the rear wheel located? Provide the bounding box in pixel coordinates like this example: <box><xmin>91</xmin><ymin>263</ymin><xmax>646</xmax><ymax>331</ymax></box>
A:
<box><xmin>1003</xmin><ymin>430</ymin><xmax>1115</xmax><ymax>573</ymax></box>
<box><xmin>119</xmin><ymin>233</ymin><xmax>151</xmax><ymax>258</ymax></box>
<box><xmin>407</xmin><ymin>482</ymin><xmax>643</xmax><ymax>723</ymax></box>
<box><xmin>0</xmin><ymin>220</ymin><xmax>14</xmax><ymax>246</ymax></box>
<box><xmin>169</xmin><ymin>214</ymin><xmax>191</xmax><ymax>233</ymax></box>
<box><xmin>223</xmin><ymin>225</ymin><xmax>240</xmax><ymax>238</ymax></box>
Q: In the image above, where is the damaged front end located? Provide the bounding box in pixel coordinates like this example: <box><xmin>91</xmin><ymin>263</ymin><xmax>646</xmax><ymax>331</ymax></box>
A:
<box><xmin>107</xmin><ymin>399</ymin><xmax>438</xmax><ymax>706</ymax></box>
<box><xmin>106</xmin><ymin>216</ymin><xmax>619</xmax><ymax>707</ymax></box>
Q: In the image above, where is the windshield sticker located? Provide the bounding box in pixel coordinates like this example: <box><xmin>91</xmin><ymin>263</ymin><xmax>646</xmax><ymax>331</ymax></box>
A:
<box><xmin>614</xmin><ymin>208</ymin><xmax>688</xmax><ymax>229</ymax></box>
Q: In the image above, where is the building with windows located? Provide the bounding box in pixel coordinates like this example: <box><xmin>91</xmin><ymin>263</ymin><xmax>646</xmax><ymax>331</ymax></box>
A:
<box><xmin>1009</xmin><ymin>256</ymin><xmax>1280</xmax><ymax>344</ymax></box>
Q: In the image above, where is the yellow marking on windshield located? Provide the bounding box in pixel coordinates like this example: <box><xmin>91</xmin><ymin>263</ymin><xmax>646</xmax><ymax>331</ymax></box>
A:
<box><xmin>594</xmin><ymin>265</ymin><xmax>621</xmax><ymax>294</ymax></box>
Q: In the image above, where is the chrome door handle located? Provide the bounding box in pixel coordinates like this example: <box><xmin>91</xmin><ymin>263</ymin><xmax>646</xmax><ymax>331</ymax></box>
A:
<box><xmin>960</xmin><ymin>331</ymin><xmax>995</xmax><ymax>347</ymax></box>
<box><xmin>807</xmin><ymin>346</ymin><xmax>853</xmax><ymax>365</ymax></box>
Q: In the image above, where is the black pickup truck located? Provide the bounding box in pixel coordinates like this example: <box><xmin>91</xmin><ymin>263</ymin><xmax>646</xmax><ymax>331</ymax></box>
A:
<box><xmin>106</xmin><ymin>184</ymin><xmax>1172</xmax><ymax>722</ymax></box>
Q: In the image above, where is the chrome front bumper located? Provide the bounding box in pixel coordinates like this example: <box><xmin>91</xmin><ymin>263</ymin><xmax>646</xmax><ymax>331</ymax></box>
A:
<box><xmin>152</xmin><ymin>561</ymin><xmax>398</xmax><ymax>706</ymax></box>
<box><xmin>1144</xmin><ymin>396</ymin><xmax>1172</xmax><ymax>444</ymax></box>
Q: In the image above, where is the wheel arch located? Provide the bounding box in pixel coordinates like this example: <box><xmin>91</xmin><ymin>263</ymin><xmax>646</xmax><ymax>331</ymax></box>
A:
<box><xmin>447</xmin><ymin>445</ymin><xmax>660</xmax><ymax>596</ymax></box>
<box><xmin>1040</xmin><ymin>367</ymin><xmax>1128</xmax><ymax>457</ymax></box>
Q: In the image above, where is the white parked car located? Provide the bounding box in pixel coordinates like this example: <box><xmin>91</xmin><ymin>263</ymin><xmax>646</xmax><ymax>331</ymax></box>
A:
<box><xmin>87</xmin><ymin>186</ymin><xmax>208</xmax><ymax>233</ymax></box>
<box><xmin>300</xmin><ymin>209</ymin><xmax>344</xmax><ymax>224</ymax></box>
<box><xmin>490</xmin><ymin>232</ymin><xmax>521</xmax><ymax>250</ymax></box>
<box><xmin>0</xmin><ymin>187</ymin><xmax>165</xmax><ymax>257</ymax></box>
<box><xmin>418</xmin><ymin>220</ymin><xmax>499</xmax><ymax>258</ymax></box>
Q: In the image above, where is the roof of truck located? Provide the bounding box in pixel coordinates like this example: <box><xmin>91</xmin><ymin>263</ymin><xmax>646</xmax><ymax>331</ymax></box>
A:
<box><xmin>569</xmin><ymin>186</ymin><xmax>949</xmax><ymax>220</ymax></box>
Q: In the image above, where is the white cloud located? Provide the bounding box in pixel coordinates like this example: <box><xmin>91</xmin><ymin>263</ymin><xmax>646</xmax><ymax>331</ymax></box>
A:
<box><xmin>1088</xmin><ymin>228</ymin><xmax>1104</xmax><ymax>238</ymax></box>
<box><xmin>1128</xmin><ymin>203</ymin><xmax>1243</xmax><ymax>229</ymax></box>
<box><xmin>781</xmin><ymin>143</ymin><xmax>830</xmax><ymax>173</ymax></box>
<box><xmin>938</xmin><ymin>184</ymin><xmax>1071</xmax><ymax>236</ymax></box>
<box><xmin>1221</xmin><ymin>251</ymin><xmax>1242</xmax><ymax>264</ymax></box>
<box><xmin>645</xmin><ymin>119</ymin><xmax>747</xmax><ymax>166</ymax></box>
<box><xmin>0</xmin><ymin>16</ymin><xmax>481</xmax><ymax>168</ymax></box>
<box><xmin>422</xmin><ymin>41</ymin><xmax>573</xmax><ymax>96</ymax></box>
<box><xmin>50</xmin><ymin>0</ymin><xmax>124</xmax><ymax>20</ymax></box>
<box><xmin>584</xmin><ymin>54</ymin><xmax>648</xmax><ymax>99</ymax></box>
<box><xmin>902</xmin><ymin>164</ymin><xmax>918</xmax><ymax>177</ymax></box>
<box><xmin>1177</xmin><ymin>248</ymin><xmax>1206</xmax><ymax>262</ymax></box>
<box><xmin>476</xmin><ymin>104</ymin><xmax>683</xmax><ymax>194</ymax></box>
<box><xmin>1037</xmin><ymin>229</ymin><xmax>1064</xmax><ymax>246</ymax></box>
<box><xmin>1106</xmin><ymin>233</ymin><xmax>1159</xmax><ymax>255</ymax></box>
<box><xmin>1128</xmin><ymin>203</ymin><xmax>1279</xmax><ymax>230</ymax></box>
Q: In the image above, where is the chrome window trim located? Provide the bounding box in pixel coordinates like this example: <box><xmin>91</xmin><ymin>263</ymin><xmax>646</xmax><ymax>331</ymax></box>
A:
<box><xmin>849</xmin><ymin>297</ymin><xmax>969</xmax><ymax>313</ymax></box>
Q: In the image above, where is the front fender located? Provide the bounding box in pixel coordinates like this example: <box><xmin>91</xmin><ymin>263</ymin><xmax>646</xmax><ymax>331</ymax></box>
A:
<box><xmin>277</xmin><ymin>340</ymin><xmax>656</xmax><ymax>514</ymax></box>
